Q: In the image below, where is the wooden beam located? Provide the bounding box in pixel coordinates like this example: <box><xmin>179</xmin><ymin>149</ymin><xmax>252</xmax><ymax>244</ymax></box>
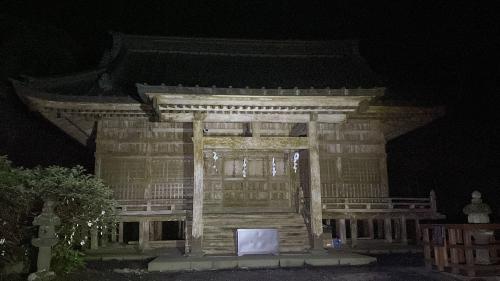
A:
<box><xmin>154</xmin><ymin>94</ymin><xmax>372</xmax><ymax>107</ymax></box>
<box><xmin>160</xmin><ymin>113</ymin><xmax>346</xmax><ymax>123</ymax></box>
<box><xmin>202</xmin><ymin>136</ymin><xmax>309</xmax><ymax>150</ymax></box>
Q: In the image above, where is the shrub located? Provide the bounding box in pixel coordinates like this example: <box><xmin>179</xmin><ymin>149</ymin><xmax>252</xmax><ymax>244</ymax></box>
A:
<box><xmin>0</xmin><ymin>156</ymin><xmax>117</xmax><ymax>274</ymax></box>
<box><xmin>25</xmin><ymin>165</ymin><xmax>118</xmax><ymax>273</ymax></box>
<box><xmin>0</xmin><ymin>156</ymin><xmax>33</xmax><ymax>272</ymax></box>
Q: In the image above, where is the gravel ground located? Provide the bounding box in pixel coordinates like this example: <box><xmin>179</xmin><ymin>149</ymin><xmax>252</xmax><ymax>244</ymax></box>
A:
<box><xmin>56</xmin><ymin>254</ymin><xmax>461</xmax><ymax>281</ymax></box>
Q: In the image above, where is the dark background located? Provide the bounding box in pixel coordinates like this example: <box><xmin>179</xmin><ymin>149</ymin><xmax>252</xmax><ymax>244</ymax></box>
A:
<box><xmin>1</xmin><ymin>1</ymin><xmax>499</xmax><ymax>222</ymax></box>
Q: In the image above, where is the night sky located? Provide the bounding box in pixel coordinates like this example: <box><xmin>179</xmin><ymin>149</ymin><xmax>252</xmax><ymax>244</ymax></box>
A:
<box><xmin>1</xmin><ymin>1</ymin><xmax>499</xmax><ymax>221</ymax></box>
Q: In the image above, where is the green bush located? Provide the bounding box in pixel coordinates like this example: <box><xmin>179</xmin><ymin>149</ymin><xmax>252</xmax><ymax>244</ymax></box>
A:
<box><xmin>0</xmin><ymin>156</ymin><xmax>33</xmax><ymax>271</ymax></box>
<box><xmin>0</xmin><ymin>156</ymin><xmax>117</xmax><ymax>275</ymax></box>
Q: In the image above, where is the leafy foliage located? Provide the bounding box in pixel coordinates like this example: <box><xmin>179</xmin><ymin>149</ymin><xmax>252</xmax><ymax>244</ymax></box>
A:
<box><xmin>0</xmin><ymin>156</ymin><xmax>33</xmax><ymax>268</ymax></box>
<box><xmin>0</xmin><ymin>156</ymin><xmax>117</xmax><ymax>274</ymax></box>
<box><xmin>50</xmin><ymin>244</ymin><xmax>85</xmax><ymax>274</ymax></box>
<box><xmin>26</xmin><ymin>165</ymin><xmax>118</xmax><ymax>251</ymax></box>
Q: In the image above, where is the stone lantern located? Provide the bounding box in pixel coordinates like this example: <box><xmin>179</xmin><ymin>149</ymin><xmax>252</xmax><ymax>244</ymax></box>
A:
<box><xmin>462</xmin><ymin>191</ymin><xmax>493</xmax><ymax>265</ymax></box>
<box><xmin>28</xmin><ymin>200</ymin><xmax>60</xmax><ymax>281</ymax></box>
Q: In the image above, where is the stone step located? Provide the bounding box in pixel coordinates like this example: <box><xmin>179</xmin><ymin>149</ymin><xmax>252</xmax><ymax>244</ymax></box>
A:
<box><xmin>201</xmin><ymin>212</ymin><xmax>310</xmax><ymax>255</ymax></box>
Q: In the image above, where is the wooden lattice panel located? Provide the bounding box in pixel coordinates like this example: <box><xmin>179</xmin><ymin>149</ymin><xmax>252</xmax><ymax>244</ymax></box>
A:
<box><xmin>317</xmin><ymin>119</ymin><xmax>388</xmax><ymax>198</ymax></box>
<box><xmin>96</xmin><ymin>119</ymin><xmax>194</xmax><ymax>208</ymax></box>
<box><xmin>341</xmin><ymin>158</ymin><xmax>381</xmax><ymax>183</ymax></box>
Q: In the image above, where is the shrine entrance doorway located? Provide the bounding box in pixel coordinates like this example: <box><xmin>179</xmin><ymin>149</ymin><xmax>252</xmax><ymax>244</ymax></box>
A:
<box><xmin>204</xmin><ymin>150</ymin><xmax>300</xmax><ymax>213</ymax></box>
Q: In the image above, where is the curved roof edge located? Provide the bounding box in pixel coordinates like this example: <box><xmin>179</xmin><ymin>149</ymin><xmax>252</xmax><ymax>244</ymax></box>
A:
<box><xmin>14</xmin><ymin>69</ymin><xmax>104</xmax><ymax>89</ymax></box>
<box><xmin>136</xmin><ymin>83</ymin><xmax>385</xmax><ymax>103</ymax></box>
<box><xmin>118</xmin><ymin>32</ymin><xmax>361</xmax><ymax>58</ymax></box>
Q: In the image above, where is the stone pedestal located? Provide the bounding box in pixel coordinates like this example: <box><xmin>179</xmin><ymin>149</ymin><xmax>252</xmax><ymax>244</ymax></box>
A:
<box><xmin>463</xmin><ymin>191</ymin><xmax>493</xmax><ymax>265</ymax></box>
<box><xmin>473</xmin><ymin>230</ymin><xmax>494</xmax><ymax>265</ymax></box>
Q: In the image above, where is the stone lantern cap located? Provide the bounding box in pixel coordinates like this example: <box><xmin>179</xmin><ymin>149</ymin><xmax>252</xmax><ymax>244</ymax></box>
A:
<box><xmin>463</xmin><ymin>191</ymin><xmax>492</xmax><ymax>223</ymax></box>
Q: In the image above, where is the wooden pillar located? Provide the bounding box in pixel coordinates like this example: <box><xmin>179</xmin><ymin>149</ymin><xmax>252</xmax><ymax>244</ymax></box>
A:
<box><xmin>368</xmin><ymin>218</ymin><xmax>374</xmax><ymax>239</ymax></box>
<box><xmin>111</xmin><ymin>223</ymin><xmax>117</xmax><ymax>243</ymax></box>
<box><xmin>394</xmin><ymin>218</ymin><xmax>401</xmax><ymax>241</ymax></box>
<box><xmin>338</xmin><ymin>218</ymin><xmax>347</xmax><ymax>243</ymax></box>
<box><xmin>377</xmin><ymin>219</ymin><xmax>384</xmax><ymax>239</ymax></box>
<box><xmin>423</xmin><ymin>227</ymin><xmax>431</xmax><ymax>270</ymax></box>
<box><xmin>308</xmin><ymin>114</ymin><xmax>324</xmax><ymax>252</ymax></box>
<box><xmin>139</xmin><ymin>219</ymin><xmax>150</xmax><ymax>250</ymax></box>
<box><xmin>178</xmin><ymin>221</ymin><xmax>184</xmax><ymax>239</ymax></box>
<box><xmin>415</xmin><ymin>218</ymin><xmax>421</xmax><ymax>244</ymax></box>
<box><xmin>90</xmin><ymin>227</ymin><xmax>98</xmax><ymax>250</ymax></box>
<box><xmin>448</xmin><ymin>228</ymin><xmax>460</xmax><ymax>274</ymax></box>
<box><xmin>191</xmin><ymin>114</ymin><xmax>205</xmax><ymax>256</ymax></box>
<box><xmin>384</xmin><ymin>217</ymin><xmax>393</xmax><ymax>243</ymax></box>
<box><xmin>118</xmin><ymin>222</ymin><xmax>124</xmax><ymax>243</ymax></box>
<box><xmin>464</xmin><ymin>230</ymin><xmax>475</xmax><ymax>277</ymax></box>
<box><xmin>101</xmin><ymin>229</ymin><xmax>108</xmax><ymax>247</ymax></box>
<box><xmin>350</xmin><ymin>219</ymin><xmax>358</xmax><ymax>248</ymax></box>
<box><xmin>401</xmin><ymin>216</ymin><xmax>408</xmax><ymax>245</ymax></box>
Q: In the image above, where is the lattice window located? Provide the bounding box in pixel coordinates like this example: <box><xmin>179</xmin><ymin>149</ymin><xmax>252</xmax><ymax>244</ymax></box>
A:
<box><xmin>341</xmin><ymin>158</ymin><xmax>380</xmax><ymax>183</ymax></box>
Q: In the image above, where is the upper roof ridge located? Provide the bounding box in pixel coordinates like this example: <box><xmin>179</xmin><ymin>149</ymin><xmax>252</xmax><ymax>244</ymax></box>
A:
<box><xmin>119</xmin><ymin>33</ymin><xmax>360</xmax><ymax>58</ymax></box>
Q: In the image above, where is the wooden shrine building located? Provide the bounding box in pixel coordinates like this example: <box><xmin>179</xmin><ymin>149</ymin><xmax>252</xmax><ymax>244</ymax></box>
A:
<box><xmin>12</xmin><ymin>33</ymin><xmax>445</xmax><ymax>255</ymax></box>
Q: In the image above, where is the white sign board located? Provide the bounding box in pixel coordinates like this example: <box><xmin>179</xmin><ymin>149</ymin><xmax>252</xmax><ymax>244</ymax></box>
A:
<box><xmin>236</xmin><ymin>228</ymin><xmax>279</xmax><ymax>256</ymax></box>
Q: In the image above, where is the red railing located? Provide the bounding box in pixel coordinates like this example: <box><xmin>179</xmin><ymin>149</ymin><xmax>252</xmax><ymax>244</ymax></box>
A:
<box><xmin>421</xmin><ymin>224</ymin><xmax>500</xmax><ymax>277</ymax></box>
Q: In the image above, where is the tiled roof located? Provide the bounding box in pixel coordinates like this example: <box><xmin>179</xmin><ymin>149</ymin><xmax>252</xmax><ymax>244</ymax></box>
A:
<box><xmin>111</xmin><ymin>50</ymin><xmax>382</xmax><ymax>96</ymax></box>
<box><xmin>17</xmin><ymin>34</ymin><xmax>383</xmax><ymax>98</ymax></box>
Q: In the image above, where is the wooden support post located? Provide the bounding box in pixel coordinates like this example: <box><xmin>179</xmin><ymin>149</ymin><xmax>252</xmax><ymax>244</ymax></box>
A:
<box><xmin>414</xmin><ymin>218</ymin><xmax>421</xmax><ymax>244</ymax></box>
<box><xmin>463</xmin><ymin>230</ymin><xmax>475</xmax><ymax>277</ymax></box>
<box><xmin>178</xmin><ymin>221</ymin><xmax>184</xmax><ymax>239</ymax></box>
<box><xmin>184</xmin><ymin>221</ymin><xmax>191</xmax><ymax>254</ymax></box>
<box><xmin>111</xmin><ymin>223</ymin><xmax>117</xmax><ymax>243</ymax></box>
<box><xmin>423</xmin><ymin>227</ymin><xmax>432</xmax><ymax>270</ymax></box>
<box><xmin>118</xmin><ymin>222</ymin><xmax>124</xmax><ymax>243</ymax></box>
<box><xmin>434</xmin><ymin>245</ymin><xmax>445</xmax><ymax>272</ymax></box>
<box><xmin>139</xmin><ymin>220</ymin><xmax>150</xmax><ymax>251</ymax></box>
<box><xmin>457</xmin><ymin>229</ymin><xmax>465</xmax><ymax>263</ymax></box>
<box><xmin>394</xmin><ymin>218</ymin><xmax>401</xmax><ymax>241</ymax></box>
<box><xmin>191</xmin><ymin>114</ymin><xmax>205</xmax><ymax>256</ymax></box>
<box><xmin>377</xmin><ymin>219</ymin><xmax>384</xmax><ymax>239</ymax></box>
<box><xmin>101</xmin><ymin>229</ymin><xmax>108</xmax><ymax>248</ymax></box>
<box><xmin>338</xmin><ymin>218</ymin><xmax>347</xmax><ymax>244</ymax></box>
<box><xmin>368</xmin><ymin>218</ymin><xmax>374</xmax><ymax>239</ymax></box>
<box><xmin>350</xmin><ymin>219</ymin><xmax>358</xmax><ymax>248</ymax></box>
<box><xmin>152</xmin><ymin>221</ymin><xmax>162</xmax><ymax>241</ymax></box>
<box><xmin>90</xmin><ymin>227</ymin><xmax>98</xmax><ymax>250</ymax></box>
<box><xmin>448</xmin><ymin>228</ymin><xmax>460</xmax><ymax>274</ymax></box>
<box><xmin>401</xmin><ymin>216</ymin><xmax>408</xmax><ymax>245</ymax></box>
<box><xmin>308</xmin><ymin>114</ymin><xmax>324</xmax><ymax>252</ymax></box>
<box><xmin>384</xmin><ymin>218</ymin><xmax>393</xmax><ymax>243</ymax></box>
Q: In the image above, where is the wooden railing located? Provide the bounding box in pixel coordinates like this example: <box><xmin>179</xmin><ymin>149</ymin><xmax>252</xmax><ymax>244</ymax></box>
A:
<box><xmin>321</xmin><ymin>196</ymin><xmax>435</xmax><ymax>212</ymax></box>
<box><xmin>421</xmin><ymin>224</ymin><xmax>500</xmax><ymax>277</ymax></box>
<box><xmin>117</xmin><ymin>198</ymin><xmax>192</xmax><ymax>214</ymax></box>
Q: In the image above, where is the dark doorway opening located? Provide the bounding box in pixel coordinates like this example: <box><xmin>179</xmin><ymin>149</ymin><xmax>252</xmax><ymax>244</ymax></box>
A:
<box><xmin>123</xmin><ymin>222</ymin><xmax>139</xmax><ymax>243</ymax></box>
<box><xmin>162</xmin><ymin>221</ymin><xmax>184</xmax><ymax>240</ymax></box>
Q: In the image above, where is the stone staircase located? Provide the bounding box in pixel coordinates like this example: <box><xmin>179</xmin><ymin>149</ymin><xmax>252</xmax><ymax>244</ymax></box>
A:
<box><xmin>202</xmin><ymin>212</ymin><xmax>310</xmax><ymax>255</ymax></box>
